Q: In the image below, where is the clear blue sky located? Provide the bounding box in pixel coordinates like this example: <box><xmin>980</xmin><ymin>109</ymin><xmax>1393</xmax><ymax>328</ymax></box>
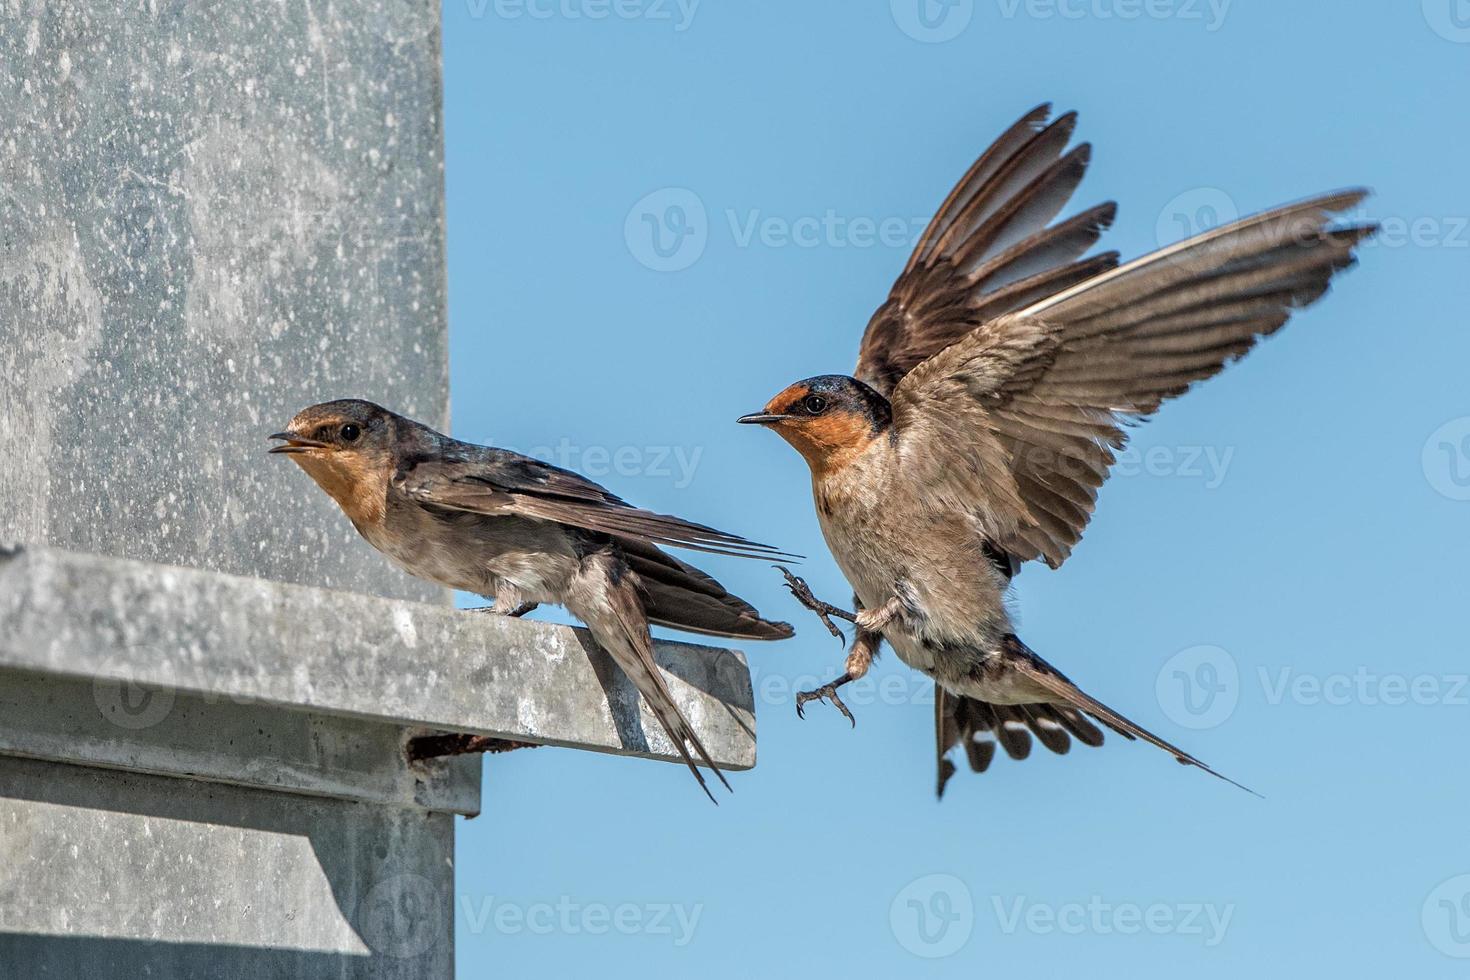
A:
<box><xmin>440</xmin><ymin>3</ymin><xmax>1470</xmax><ymax>975</ymax></box>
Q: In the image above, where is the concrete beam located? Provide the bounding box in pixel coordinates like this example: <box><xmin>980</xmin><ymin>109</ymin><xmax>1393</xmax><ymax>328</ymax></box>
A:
<box><xmin>0</xmin><ymin>545</ymin><xmax>758</xmax><ymax>772</ymax></box>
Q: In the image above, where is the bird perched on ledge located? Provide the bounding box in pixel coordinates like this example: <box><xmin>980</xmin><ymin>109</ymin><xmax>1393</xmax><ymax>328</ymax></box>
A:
<box><xmin>269</xmin><ymin>400</ymin><xmax>793</xmax><ymax>801</ymax></box>
<box><xmin>739</xmin><ymin>103</ymin><xmax>1375</xmax><ymax>797</ymax></box>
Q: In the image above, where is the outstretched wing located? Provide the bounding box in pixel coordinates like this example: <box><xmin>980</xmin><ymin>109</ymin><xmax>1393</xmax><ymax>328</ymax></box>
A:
<box><xmin>854</xmin><ymin>104</ymin><xmax>1119</xmax><ymax>399</ymax></box>
<box><xmin>394</xmin><ymin>450</ymin><xmax>795</xmax><ymax>561</ymax></box>
<box><xmin>892</xmin><ymin>191</ymin><xmax>1376</xmax><ymax>568</ymax></box>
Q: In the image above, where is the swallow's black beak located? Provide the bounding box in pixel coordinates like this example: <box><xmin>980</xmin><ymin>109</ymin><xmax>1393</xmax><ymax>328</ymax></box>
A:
<box><xmin>737</xmin><ymin>413</ymin><xmax>789</xmax><ymax>425</ymax></box>
<box><xmin>268</xmin><ymin>432</ymin><xmax>329</xmax><ymax>454</ymax></box>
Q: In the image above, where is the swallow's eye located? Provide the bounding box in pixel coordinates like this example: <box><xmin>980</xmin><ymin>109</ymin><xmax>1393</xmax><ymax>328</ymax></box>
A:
<box><xmin>802</xmin><ymin>394</ymin><xmax>829</xmax><ymax>415</ymax></box>
<box><xmin>340</xmin><ymin>423</ymin><xmax>361</xmax><ymax>442</ymax></box>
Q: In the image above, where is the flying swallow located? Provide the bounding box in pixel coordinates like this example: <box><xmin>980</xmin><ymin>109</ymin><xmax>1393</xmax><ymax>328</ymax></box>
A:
<box><xmin>739</xmin><ymin>104</ymin><xmax>1374</xmax><ymax>797</ymax></box>
<box><xmin>270</xmin><ymin>400</ymin><xmax>793</xmax><ymax>801</ymax></box>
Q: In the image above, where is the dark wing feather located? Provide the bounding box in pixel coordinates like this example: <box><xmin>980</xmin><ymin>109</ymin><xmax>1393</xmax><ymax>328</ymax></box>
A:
<box><xmin>394</xmin><ymin>451</ymin><xmax>795</xmax><ymax>561</ymax></box>
<box><xmin>893</xmin><ymin>191</ymin><xmax>1376</xmax><ymax>569</ymax></box>
<box><xmin>620</xmin><ymin>539</ymin><xmax>794</xmax><ymax>641</ymax></box>
<box><xmin>855</xmin><ymin>104</ymin><xmax>1118</xmax><ymax>398</ymax></box>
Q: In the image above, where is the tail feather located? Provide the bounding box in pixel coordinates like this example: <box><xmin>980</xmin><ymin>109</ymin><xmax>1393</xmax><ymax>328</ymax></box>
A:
<box><xmin>570</xmin><ymin>551</ymin><xmax>731</xmax><ymax>802</ymax></box>
<box><xmin>935</xmin><ymin>636</ymin><xmax>1257</xmax><ymax>799</ymax></box>
<box><xmin>1006</xmin><ymin>635</ymin><xmax>1259</xmax><ymax>797</ymax></box>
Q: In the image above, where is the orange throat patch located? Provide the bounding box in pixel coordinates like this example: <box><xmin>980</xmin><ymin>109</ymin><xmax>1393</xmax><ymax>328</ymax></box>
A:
<box><xmin>778</xmin><ymin>413</ymin><xmax>883</xmax><ymax>480</ymax></box>
<box><xmin>291</xmin><ymin>453</ymin><xmax>389</xmax><ymax>529</ymax></box>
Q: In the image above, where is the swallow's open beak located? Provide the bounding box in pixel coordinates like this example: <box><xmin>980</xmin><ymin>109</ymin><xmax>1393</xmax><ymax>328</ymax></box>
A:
<box><xmin>267</xmin><ymin>432</ymin><xmax>329</xmax><ymax>454</ymax></box>
<box><xmin>737</xmin><ymin>413</ymin><xmax>790</xmax><ymax>425</ymax></box>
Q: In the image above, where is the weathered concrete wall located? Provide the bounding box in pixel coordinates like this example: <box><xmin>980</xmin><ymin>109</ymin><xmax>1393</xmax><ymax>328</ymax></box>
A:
<box><xmin>0</xmin><ymin>755</ymin><xmax>456</xmax><ymax>979</ymax></box>
<box><xmin>0</xmin><ymin>3</ymin><xmax>466</xmax><ymax>976</ymax></box>
<box><xmin>0</xmin><ymin>0</ymin><xmax>448</xmax><ymax>603</ymax></box>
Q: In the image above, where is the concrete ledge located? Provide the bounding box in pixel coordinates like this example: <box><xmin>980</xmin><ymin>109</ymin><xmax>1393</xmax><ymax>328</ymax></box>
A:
<box><xmin>0</xmin><ymin>669</ymin><xmax>482</xmax><ymax>816</ymax></box>
<box><xmin>0</xmin><ymin>545</ymin><xmax>758</xmax><ymax>774</ymax></box>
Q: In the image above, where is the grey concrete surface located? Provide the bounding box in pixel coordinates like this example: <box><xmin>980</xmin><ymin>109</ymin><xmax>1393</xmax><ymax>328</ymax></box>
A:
<box><xmin>0</xmin><ymin>669</ymin><xmax>482</xmax><ymax>816</ymax></box>
<box><xmin>0</xmin><ymin>545</ymin><xmax>760</xmax><ymax>770</ymax></box>
<box><xmin>0</xmin><ymin>0</ymin><xmax>449</xmax><ymax>604</ymax></box>
<box><xmin>0</xmin><ymin>754</ymin><xmax>456</xmax><ymax>978</ymax></box>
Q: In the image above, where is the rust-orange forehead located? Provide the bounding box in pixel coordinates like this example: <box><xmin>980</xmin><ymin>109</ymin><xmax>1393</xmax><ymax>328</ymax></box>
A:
<box><xmin>763</xmin><ymin>381</ymin><xmax>811</xmax><ymax>416</ymax></box>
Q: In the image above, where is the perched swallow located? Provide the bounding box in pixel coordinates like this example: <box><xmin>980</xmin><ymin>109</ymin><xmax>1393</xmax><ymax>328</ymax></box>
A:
<box><xmin>740</xmin><ymin>104</ymin><xmax>1374</xmax><ymax>797</ymax></box>
<box><xmin>270</xmin><ymin>400</ymin><xmax>793</xmax><ymax>801</ymax></box>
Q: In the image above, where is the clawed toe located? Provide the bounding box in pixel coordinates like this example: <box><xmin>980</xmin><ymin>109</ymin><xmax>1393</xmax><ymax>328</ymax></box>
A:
<box><xmin>775</xmin><ymin>565</ymin><xmax>851</xmax><ymax>643</ymax></box>
<box><xmin>795</xmin><ymin>678</ymin><xmax>856</xmax><ymax>727</ymax></box>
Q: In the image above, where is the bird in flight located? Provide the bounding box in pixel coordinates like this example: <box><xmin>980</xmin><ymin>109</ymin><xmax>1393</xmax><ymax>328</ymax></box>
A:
<box><xmin>739</xmin><ymin>103</ymin><xmax>1374</xmax><ymax>797</ymax></box>
<box><xmin>270</xmin><ymin>401</ymin><xmax>793</xmax><ymax>801</ymax></box>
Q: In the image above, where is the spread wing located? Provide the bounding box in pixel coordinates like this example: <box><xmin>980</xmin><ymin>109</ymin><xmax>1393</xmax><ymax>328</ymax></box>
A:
<box><xmin>393</xmin><ymin>450</ymin><xmax>794</xmax><ymax>561</ymax></box>
<box><xmin>891</xmin><ymin>191</ymin><xmax>1376</xmax><ymax>568</ymax></box>
<box><xmin>854</xmin><ymin>104</ymin><xmax>1119</xmax><ymax>399</ymax></box>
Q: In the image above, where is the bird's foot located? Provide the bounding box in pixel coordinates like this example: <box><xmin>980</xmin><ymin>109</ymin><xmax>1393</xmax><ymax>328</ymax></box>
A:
<box><xmin>775</xmin><ymin>566</ymin><xmax>855</xmax><ymax>643</ymax></box>
<box><xmin>795</xmin><ymin>672</ymin><xmax>856</xmax><ymax>727</ymax></box>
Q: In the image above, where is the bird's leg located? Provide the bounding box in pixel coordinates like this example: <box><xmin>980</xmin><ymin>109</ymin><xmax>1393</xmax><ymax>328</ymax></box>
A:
<box><xmin>467</xmin><ymin>583</ymin><xmax>540</xmax><ymax>618</ymax></box>
<box><xmin>795</xmin><ymin>601</ymin><xmax>884</xmax><ymax>727</ymax></box>
<box><xmin>466</xmin><ymin>602</ymin><xmax>539</xmax><ymax>616</ymax></box>
<box><xmin>853</xmin><ymin>594</ymin><xmax>905</xmax><ymax>634</ymax></box>
<box><xmin>775</xmin><ymin>566</ymin><xmax>856</xmax><ymax>643</ymax></box>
